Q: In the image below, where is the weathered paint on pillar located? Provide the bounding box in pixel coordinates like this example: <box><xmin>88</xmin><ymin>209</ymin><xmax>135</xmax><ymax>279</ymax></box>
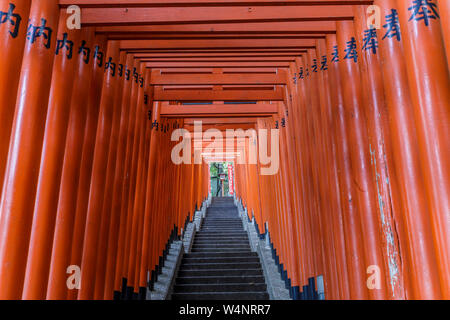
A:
<box><xmin>375</xmin><ymin>0</ymin><xmax>443</xmax><ymax>299</ymax></box>
<box><xmin>337</xmin><ymin>20</ymin><xmax>389</xmax><ymax>299</ymax></box>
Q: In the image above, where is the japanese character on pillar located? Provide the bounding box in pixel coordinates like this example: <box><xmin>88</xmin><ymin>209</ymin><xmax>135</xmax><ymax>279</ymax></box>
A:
<box><xmin>331</xmin><ymin>45</ymin><xmax>339</xmax><ymax>62</ymax></box>
<box><xmin>26</xmin><ymin>18</ymin><xmax>53</xmax><ymax>49</ymax></box>
<box><xmin>320</xmin><ymin>55</ymin><xmax>328</xmax><ymax>71</ymax></box>
<box><xmin>139</xmin><ymin>76</ymin><xmax>144</xmax><ymax>88</ymax></box>
<box><xmin>118</xmin><ymin>64</ymin><xmax>124</xmax><ymax>77</ymax></box>
<box><xmin>105</xmin><ymin>57</ymin><xmax>116</xmax><ymax>76</ymax></box>
<box><xmin>382</xmin><ymin>9</ymin><xmax>402</xmax><ymax>41</ymax></box>
<box><xmin>408</xmin><ymin>0</ymin><xmax>440</xmax><ymax>26</ymax></box>
<box><xmin>362</xmin><ymin>28</ymin><xmax>378</xmax><ymax>55</ymax></box>
<box><xmin>311</xmin><ymin>58</ymin><xmax>318</xmax><ymax>73</ymax></box>
<box><xmin>78</xmin><ymin>40</ymin><xmax>91</xmax><ymax>64</ymax></box>
<box><xmin>93</xmin><ymin>45</ymin><xmax>104</xmax><ymax>67</ymax></box>
<box><xmin>298</xmin><ymin>67</ymin><xmax>304</xmax><ymax>79</ymax></box>
<box><xmin>55</xmin><ymin>33</ymin><xmax>74</xmax><ymax>59</ymax></box>
<box><xmin>133</xmin><ymin>67</ymin><xmax>138</xmax><ymax>83</ymax></box>
<box><xmin>0</xmin><ymin>3</ymin><xmax>22</xmax><ymax>39</ymax></box>
<box><xmin>125</xmin><ymin>67</ymin><xmax>130</xmax><ymax>81</ymax></box>
<box><xmin>344</xmin><ymin>37</ymin><xmax>358</xmax><ymax>63</ymax></box>
<box><xmin>144</xmin><ymin>94</ymin><xmax>149</xmax><ymax>105</ymax></box>
<box><xmin>152</xmin><ymin>120</ymin><xmax>159</xmax><ymax>131</ymax></box>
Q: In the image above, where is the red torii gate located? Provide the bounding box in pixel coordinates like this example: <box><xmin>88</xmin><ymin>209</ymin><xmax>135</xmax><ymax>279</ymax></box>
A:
<box><xmin>0</xmin><ymin>0</ymin><xmax>448</xmax><ymax>302</ymax></box>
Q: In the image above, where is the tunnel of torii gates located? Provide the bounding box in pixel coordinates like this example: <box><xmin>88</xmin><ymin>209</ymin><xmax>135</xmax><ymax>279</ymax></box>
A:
<box><xmin>0</xmin><ymin>0</ymin><xmax>448</xmax><ymax>301</ymax></box>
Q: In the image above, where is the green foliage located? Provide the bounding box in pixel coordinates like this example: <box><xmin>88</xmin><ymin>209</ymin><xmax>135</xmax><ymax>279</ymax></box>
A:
<box><xmin>210</xmin><ymin>162</ymin><xmax>232</xmax><ymax>197</ymax></box>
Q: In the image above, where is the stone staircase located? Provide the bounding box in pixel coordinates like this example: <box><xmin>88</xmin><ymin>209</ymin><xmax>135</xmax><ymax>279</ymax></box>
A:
<box><xmin>171</xmin><ymin>197</ymin><xmax>269</xmax><ymax>300</ymax></box>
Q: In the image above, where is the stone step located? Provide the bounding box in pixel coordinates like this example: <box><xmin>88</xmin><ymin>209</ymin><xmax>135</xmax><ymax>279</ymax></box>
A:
<box><xmin>172</xmin><ymin>292</ymin><xmax>270</xmax><ymax>300</ymax></box>
<box><xmin>182</xmin><ymin>256</ymin><xmax>260</xmax><ymax>264</ymax></box>
<box><xmin>185</xmin><ymin>251</ymin><xmax>258</xmax><ymax>258</ymax></box>
<box><xmin>193</xmin><ymin>240</ymin><xmax>249</xmax><ymax>245</ymax></box>
<box><xmin>203</xmin><ymin>218</ymin><xmax>241</xmax><ymax>220</ymax></box>
<box><xmin>180</xmin><ymin>262</ymin><xmax>261</xmax><ymax>270</ymax></box>
<box><xmin>200</xmin><ymin>222</ymin><xmax>240</xmax><ymax>224</ymax></box>
<box><xmin>173</xmin><ymin>283</ymin><xmax>267</xmax><ymax>293</ymax></box>
<box><xmin>194</xmin><ymin>238</ymin><xmax>248</xmax><ymax>242</ymax></box>
<box><xmin>171</xmin><ymin>198</ymin><xmax>269</xmax><ymax>300</ymax></box>
<box><xmin>176</xmin><ymin>275</ymin><xmax>266</xmax><ymax>285</ymax></box>
<box><xmin>195</xmin><ymin>234</ymin><xmax>246</xmax><ymax>238</ymax></box>
<box><xmin>201</xmin><ymin>224</ymin><xmax>242</xmax><ymax>227</ymax></box>
<box><xmin>202</xmin><ymin>223</ymin><xmax>241</xmax><ymax>225</ymax></box>
<box><xmin>191</xmin><ymin>248</ymin><xmax>252</xmax><ymax>253</ymax></box>
<box><xmin>177</xmin><ymin>268</ymin><xmax>264</xmax><ymax>277</ymax></box>
<box><xmin>191</xmin><ymin>244</ymin><xmax>251</xmax><ymax>249</ymax></box>
<box><xmin>201</xmin><ymin>227</ymin><xmax>243</xmax><ymax>230</ymax></box>
<box><xmin>196</xmin><ymin>232</ymin><xmax>248</xmax><ymax>237</ymax></box>
<box><xmin>195</xmin><ymin>236</ymin><xmax>247</xmax><ymax>240</ymax></box>
<box><xmin>191</xmin><ymin>247</ymin><xmax>252</xmax><ymax>253</ymax></box>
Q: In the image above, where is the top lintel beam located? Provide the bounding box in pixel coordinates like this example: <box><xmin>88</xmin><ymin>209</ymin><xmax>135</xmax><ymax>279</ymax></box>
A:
<box><xmin>60</xmin><ymin>0</ymin><xmax>373</xmax><ymax>8</ymax></box>
<box><xmin>79</xmin><ymin>6</ymin><xmax>354</xmax><ymax>26</ymax></box>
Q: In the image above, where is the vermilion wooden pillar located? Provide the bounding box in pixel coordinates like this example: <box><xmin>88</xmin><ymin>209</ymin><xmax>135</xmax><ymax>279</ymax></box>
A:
<box><xmin>294</xmin><ymin>56</ymin><xmax>316</xmax><ymax>287</ymax></box>
<box><xmin>133</xmin><ymin>71</ymin><xmax>152</xmax><ymax>297</ymax></box>
<box><xmin>283</xmin><ymin>76</ymin><xmax>302</xmax><ymax>281</ymax></box>
<box><xmin>325</xmin><ymin>34</ymin><xmax>367</xmax><ymax>300</ymax></box>
<box><xmin>121</xmin><ymin>59</ymin><xmax>141</xmax><ymax>293</ymax></box>
<box><xmin>353</xmin><ymin>5</ymin><xmax>405</xmax><ymax>299</ymax></box>
<box><xmin>23</xmin><ymin>12</ymin><xmax>81</xmax><ymax>300</ymax></box>
<box><xmin>113</xmin><ymin>57</ymin><xmax>139</xmax><ymax>296</ymax></box>
<box><xmin>301</xmin><ymin>54</ymin><xmax>324</xmax><ymax>284</ymax></box>
<box><xmin>308</xmin><ymin>42</ymin><xmax>340</xmax><ymax>300</ymax></box>
<box><xmin>66</xmin><ymin>34</ymin><xmax>107</xmax><ymax>300</ymax></box>
<box><xmin>337</xmin><ymin>20</ymin><xmax>388</xmax><ymax>299</ymax></box>
<box><xmin>305</xmin><ymin>48</ymin><xmax>336</xmax><ymax>298</ymax></box>
<box><xmin>78</xmin><ymin>40</ymin><xmax>121</xmax><ymax>300</ymax></box>
<box><xmin>437</xmin><ymin>0</ymin><xmax>450</xmax><ymax>65</ymax></box>
<box><xmin>280</xmin><ymin>81</ymin><xmax>303</xmax><ymax>296</ymax></box>
<box><xmin>140</xmin><ymin>101</ymin><xmax>161</xmax><ymax>291</ymax></box>
<box><xmin>47</xmin><ymin>28</ymin><xmax>99</xmax><ymax>300</ymax></box>
<box><xmin>274</xmin><ymin>112</ymin><xmax>297</xmax><ymax>291</ymax></box>
<box><xmin>135</xmin><ymin>69</ymin><xmax>153</xmax><ymax>296</ymax></box>
<box><xmin>93</xmin><ymin>51</ymin><xmax>128</xmax><ymax>300</ymax></box>
<box><xmin>314</xmin><ymin>40</ymin><xmax>350</xmax><ymax>300</ymax></box>
<box><xmin>374</xmin><ymin>0</ymin><xmax>442</xmax><ymax>299</ymax></box>
<box><xmin>0</xmin><ymin>0</ymin><xmax>30</xmax><ymax>198</ymax></box>
<box><xmin>125</xmin><ymin>62</ymin><xmax>147</xmax><ymax>297</ymax></box>
<box><xmin>396</xmin><ymin>0</ymin><xmax>450</xmax><ymax>298</ymax></box>
<box><xmin>278</xmin><ymin>85</ymin><xmax>307</xmax><ymax>292</ymax></box>
<box><xmin>104</xmin><ymin>54</ymin><xmax>135</xmax><ymax>299</ymax></box>
<box><xmin>0</xmin><ymin>0</ymin><xmax>60</xmax><ymax>300</ymax></box>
